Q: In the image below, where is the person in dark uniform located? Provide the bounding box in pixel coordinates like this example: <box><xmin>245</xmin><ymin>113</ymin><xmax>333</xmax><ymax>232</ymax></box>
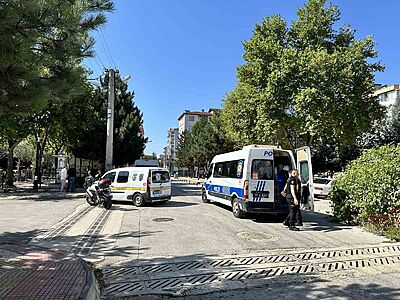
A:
<box><xmin>66</xmin><ymin>165</ymin><xmax>76</xmax><ymax>192</ymax></box>
<box><xmin>285</xmin><ymin>169</ymin><xmax>302</xmax><ymax>231</ymax></box>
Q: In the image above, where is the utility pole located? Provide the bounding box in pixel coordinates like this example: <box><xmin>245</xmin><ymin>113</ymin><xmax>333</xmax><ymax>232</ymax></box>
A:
<box><xmin>105</xmin><ymin>69</ymin><xmax>115</xmax><ymax>171</ymax></box>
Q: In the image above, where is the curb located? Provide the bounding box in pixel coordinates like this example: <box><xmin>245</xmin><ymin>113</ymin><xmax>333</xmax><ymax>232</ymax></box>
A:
<box><xmin>80</xmin><ymin>258</ymin><xmax>100</xmax><ymax>300</ymax></box>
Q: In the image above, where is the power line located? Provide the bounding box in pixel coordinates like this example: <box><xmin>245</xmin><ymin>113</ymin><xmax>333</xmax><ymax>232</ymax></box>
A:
<box><xmin>97</xmin><ymin>29</ymin><xmax>116</xmax><ymax>68</ymax></box>
<box><xmin>93</xmin><ymin>55</ymin><xmax>105</xmax><ymax>70</ymax></box>
<box><xmin>86</xmin><ymin>58</ymin><xmax>97</xmax><ymax>73</ymax></box>
<box><xmin>99</xmin><ymin>28</ymin><xmax>117</xmax><ymax>68</ymax></box>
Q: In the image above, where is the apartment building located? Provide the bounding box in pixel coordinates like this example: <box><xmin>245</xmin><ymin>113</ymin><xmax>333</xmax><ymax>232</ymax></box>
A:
<box><xmin>166</xmin><ymin>128</ymin><xmax>179</xmax><ymax>160</ymax></box>
<box><xmin>165</xmin><ymin>128</ymin><xmax>179</xmax><ymax>173</ymax></box>
<box><xmin>178</xmin><ymin>110</ymin><xmax>213</xmax><ymax>135</ymax></box>
<box><xmin>373</xmin><ymin>84</ymin><xmax>400</xmax><ymax>117</ymax></box>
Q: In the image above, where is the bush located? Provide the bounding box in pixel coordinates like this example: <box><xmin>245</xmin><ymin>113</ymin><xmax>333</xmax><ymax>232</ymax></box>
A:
<box><xmin>329</xmin><ymin>145</ymin><xmax>400</xmax><ymax>239</ymax></box>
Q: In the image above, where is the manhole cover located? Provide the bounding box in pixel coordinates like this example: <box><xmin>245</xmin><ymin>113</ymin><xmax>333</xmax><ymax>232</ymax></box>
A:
<box><xmin>152</xmin><ymin>217</ymin><xmax>174</xmax><ymax>223</ymax></box>
<box><xmin>237</xmin><ymin>232</ymin><xmax>279</xmax><ymax>242</ymax></box>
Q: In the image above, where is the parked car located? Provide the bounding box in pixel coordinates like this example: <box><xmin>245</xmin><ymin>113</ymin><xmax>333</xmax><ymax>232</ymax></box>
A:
<box><xmin>313</xmin><ymin>177</ymin><xmax>333</xmax><ymax>199</ymax></box>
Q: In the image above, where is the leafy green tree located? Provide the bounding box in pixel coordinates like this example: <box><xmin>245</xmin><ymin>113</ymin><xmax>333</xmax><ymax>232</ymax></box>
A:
<box><xmin>14</xmin><ymin>136</ymin><xmax>35</xmax><ymax>166</ymax></box>
<box><xmin>223</xmin><ymin>0</ymin><xmax>383</xmax><ymax>152</ymax></box>
<box><xmin>176</xmin><ymin>113</ymin><xmax>235</xmax><ymax>176</ymax></box>
<box><xmin>175</xmin><ymin>130</ymin><xmax>195</xmax><ymax>173</ymax></box>
<box><xmin>0</xmin><ymin>0</ymin><xmax>113</xmax><ymax>186</ymax></box>
<box><xmin>0</xmin><ymin>0</ymin><xmax>113</xmax><ymax>113</ymax></box>
<box><xmin>113</xmin><ymin>74</ymin><xmax>147</xmax><ymax>166</ymax></box>
<box><xmin>69</xmin><ymin>73</ymin><xmax>147</xmax><ymax>167</ymax></box>
<box><xmin>358</xmin><ymin>103</ymin><xmax>400</xmax><ymax>148</ymax></box>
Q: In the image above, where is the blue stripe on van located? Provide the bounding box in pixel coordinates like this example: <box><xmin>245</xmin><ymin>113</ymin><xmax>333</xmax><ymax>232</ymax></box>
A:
<box><xmin>205</xmin><ymin>183</ymin><xmax>244</xmax><ymax>198</ymax></box>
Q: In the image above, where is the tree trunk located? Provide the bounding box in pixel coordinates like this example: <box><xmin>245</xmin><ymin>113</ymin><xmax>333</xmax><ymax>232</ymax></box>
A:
<box><xmin>6</xmin><ymin>140</ymin><xmax>20</xmax><ymax>187</ymax></box>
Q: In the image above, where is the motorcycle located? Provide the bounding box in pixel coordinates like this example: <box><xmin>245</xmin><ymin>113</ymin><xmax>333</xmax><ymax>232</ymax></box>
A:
<box><xmin>85</xmin><ymin>178</ymin><xmax>113</xmax><ymax>209</ymax></box>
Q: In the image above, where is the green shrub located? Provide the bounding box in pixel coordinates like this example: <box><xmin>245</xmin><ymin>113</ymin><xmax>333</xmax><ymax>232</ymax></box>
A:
<box><xmin>329</xmin><ymin>145</ymin><xmax>400</xmax><ymax>234</ymax></box>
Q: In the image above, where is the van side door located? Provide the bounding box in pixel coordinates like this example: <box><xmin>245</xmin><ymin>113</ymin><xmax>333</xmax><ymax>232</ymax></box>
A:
<box><xmin>295</xmin><ymin>146</ymin><xmax>314</xmax><ymax>211</ymax></box>
<box><xmin>111</xmin><ymin>170</ymin><xmax>130</xmax><ymax>200</ymax></box>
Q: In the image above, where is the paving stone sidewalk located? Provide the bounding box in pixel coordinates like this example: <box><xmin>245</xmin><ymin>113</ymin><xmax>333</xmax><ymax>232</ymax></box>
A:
<box><xmin>0</xmin><ymin>181</ymin><xmax>85</xmax><ymax>200</ymax></box>
<box><xmin>0</xmin><ymin>242</ymin><xmax>98</xmax><ymax>300</ymax></box>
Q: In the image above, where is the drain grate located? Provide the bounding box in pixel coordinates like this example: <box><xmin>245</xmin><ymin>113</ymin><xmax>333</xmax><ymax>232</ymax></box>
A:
<box><xmin>105</xmin><ymin>254</ymin><xmax>400</xmax><ymax>297</ymax></box>
<box><xmin>73</xmin><ymin>209</ymin><xmax>112</xmax><ymax>256</ymax></box>
<box><xmin>39</xmin><ymin>206</ymin><xmax>94</xmax><ymax>240</ymax></box>
<box><xmin>104</xmin><ymin>244</ymin><xmax>400</xmax><ymax>297</ymax></box>
<box><xmin>105</xmin><ymin>244</ymin><xmax>400</xmax><ymax>279</ymax></box>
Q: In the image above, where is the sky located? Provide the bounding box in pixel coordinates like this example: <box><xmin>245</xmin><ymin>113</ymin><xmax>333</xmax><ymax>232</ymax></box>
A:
<box><xmin>85</xmin><ymin>0</ymin><xmax>400</xmax><ymax>155</ymax></box>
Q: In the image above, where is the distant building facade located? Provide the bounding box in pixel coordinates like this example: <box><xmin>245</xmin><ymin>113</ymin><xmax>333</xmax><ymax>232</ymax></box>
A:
<box><xmin>164</xmin><ymin>128</ymin><xmax>179</xmax><ymax>174</ymax></box>
<box><xmin>373</xmin><ymin>84</ymin><xmax>400</xmax><ymax>118</ymax></box>
<box><xmin>178</xmin><ymin>110</ymin><xmax>213</xmax><ymax>135</ymax></box>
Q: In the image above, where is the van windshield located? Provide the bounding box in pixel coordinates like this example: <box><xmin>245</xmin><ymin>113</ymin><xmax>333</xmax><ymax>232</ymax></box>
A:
<box><xmin>151</xmin><ymin>171</ymin><xmax>170</xmax><ymax>183</ymax></box>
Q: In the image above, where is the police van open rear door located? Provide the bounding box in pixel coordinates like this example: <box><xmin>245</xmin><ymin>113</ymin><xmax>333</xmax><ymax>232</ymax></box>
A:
<box><xmin>295</xmin><ymin>146</ymin><xmax>314</xmax><ymax>211</ymax></box>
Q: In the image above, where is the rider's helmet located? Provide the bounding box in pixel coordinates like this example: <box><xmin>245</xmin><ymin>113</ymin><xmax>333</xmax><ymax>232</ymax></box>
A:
<box><xmin>98</xmin><ymin>178</ymin><xmax>112</xmax><ymax>189</ymax></box>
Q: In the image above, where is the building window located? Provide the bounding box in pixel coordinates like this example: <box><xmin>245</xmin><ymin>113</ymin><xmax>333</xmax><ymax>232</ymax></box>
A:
<box><xmin>188</xmin><ymin>116</ymin><xmax>195</xmax><ymax>122</ymax></box>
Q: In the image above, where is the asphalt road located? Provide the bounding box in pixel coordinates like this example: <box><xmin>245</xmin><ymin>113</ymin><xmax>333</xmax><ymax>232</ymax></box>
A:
<box><xmin>1</xmin><ymin>181</ymin><xmax>399</xmax><ymax>299</ymax></box>
<box><xmin>103</xmin><ymin>181</ymin><xmax>387</xmax><ymax>265</ymax></box>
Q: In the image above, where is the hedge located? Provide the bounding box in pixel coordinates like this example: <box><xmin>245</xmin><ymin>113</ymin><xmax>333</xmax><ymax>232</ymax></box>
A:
<box><xmin>329</xmin><ymin>145</ymin><xmax>400</xmax><ymax>238</ymax></box>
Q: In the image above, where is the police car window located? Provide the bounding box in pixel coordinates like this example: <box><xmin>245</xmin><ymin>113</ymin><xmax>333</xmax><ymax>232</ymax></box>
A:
<box><xmin>251</xmin><ymin>160</ymin><xmax>273</xmax><ymax>180</ymax></box>
<box><xmin>103</xmin><ymin>172</ymin><xmax>116</xmax><ymax>182</ymax></box>
<box><xmin>151</xmin><ymin>171</ymin><xmax>170</xmax><ymax>183</ymax></box>
<box><xmin>132</xmin><ymin>173</ymin><xmax>138</xmax><ymax>181</ymax></box>
<box><xmin>213</xmin><ymin>160</ymin><xmax>244</xmax><ymax>179</ymax></box>
<box><xmin>117</xmin><ymin>171</ymin><xmax>129</xmax><ymax>183</ymax></box>
<box><xmin>139</xmin><ymin>173</ymin><xmax>144</xmax><ymax>181</ymax></box>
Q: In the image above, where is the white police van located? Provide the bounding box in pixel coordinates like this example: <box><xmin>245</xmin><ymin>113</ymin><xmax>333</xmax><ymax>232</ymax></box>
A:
<box><xmin>202</xmin><ymin>145</ymin><xmax>314</xmax><ymax>218</ymax></box>
<box><xmin>101</xmin><ymin>167</ymin><xmax>171</xmax><ymax>206</ymax></box>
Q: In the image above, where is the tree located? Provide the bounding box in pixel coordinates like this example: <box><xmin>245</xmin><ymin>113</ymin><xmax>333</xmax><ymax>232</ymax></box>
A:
<box><xmin>175</xmin><ymin>113</ymin><xmax>235</xmax><ymax>176</ymax></box>
<box><xmin>68</xmin><ymin>73</ymin><xmax>147</xmax><ymax>167</ymax></box>
<box><xmin>0</xmin><ymin>0</ymin><xmax>114</xmax><ymax>113</ymax></box>
<box><xmin>0</xmin><ymin>0</ymin><xmax>114</xmax><ymax>186</ymax></box>
<box><xmin>357</xmin><ymin>103</ymin><xmax>400</xmax><ymax>148</ymax></box>
<box><xmin>175</xmin><ymin>130</ymin><xmax>195</xmax><ymax>174</ymax></box>
<box><xmin>113</xmin><ymin>74</ymin><xmax>147</xmax><ymax>166</ymax></box>
<box><xmin>223</xmin><ymin>0</ymin><xmax>383</xmax><ymax>152</ymax></box>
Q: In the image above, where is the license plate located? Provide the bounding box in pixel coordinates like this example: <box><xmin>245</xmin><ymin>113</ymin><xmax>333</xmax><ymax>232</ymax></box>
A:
<box><xmin>252</xmin><ymin>192</ymin><xmax>269</xmax><ymax>198</ymax></box>
<box><xmin>153</xmin><ymin>190</ymin><xmax>161</xmax><ymax>196</ymax></box>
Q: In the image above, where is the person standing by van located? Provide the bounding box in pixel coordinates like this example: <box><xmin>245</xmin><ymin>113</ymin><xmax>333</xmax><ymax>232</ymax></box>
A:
<box><xmin>286</xmin><ymin>169</ymin><xmax>302</xmax><ymax>231</ymax></box>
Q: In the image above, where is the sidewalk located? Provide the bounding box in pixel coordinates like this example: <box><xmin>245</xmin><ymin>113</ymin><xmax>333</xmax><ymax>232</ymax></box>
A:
<box><xmin>0</xmin><ymin>181</ymin><xmax>85</xmax><ymax>200</ymax></box>
<box><xmin>0</xmin><ymin>242</ymin><xmax>98</xmax><ymax>300</ymax></box>
<box><xmin>172</xmin><ymin>177</ymin><xmax>205</xmax><ymax>185</ymax></box>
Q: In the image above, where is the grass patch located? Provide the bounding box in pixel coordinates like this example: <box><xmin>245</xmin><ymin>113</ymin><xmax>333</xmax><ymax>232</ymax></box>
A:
<box><xmin>385</xmin><ymin>225</ymin><xmax>400</xmax><ymax>241</ymax></box>
<box><xmin>363</xmin><ymin>223</ymin><xmax>400</xmax><ymax>242</ymax></box>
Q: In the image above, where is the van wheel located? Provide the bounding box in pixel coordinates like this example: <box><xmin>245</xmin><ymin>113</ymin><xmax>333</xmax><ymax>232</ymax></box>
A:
<box><xmin>232</xmin><ymin>198</ymin><xmax>245</xmax><ymax>218</ymax></box>
<box><xmin>202</xmin><ymin>191</ymin><xmax>210</xmax><ymax>203</ymax></box>
<box><xmin>133</xmin><ymin>193</ymin><xmax>145</xmax><ymax>207</ymax></box>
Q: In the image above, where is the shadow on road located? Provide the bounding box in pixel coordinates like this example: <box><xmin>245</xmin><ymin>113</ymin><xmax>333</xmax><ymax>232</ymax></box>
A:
<box><xmin>0</xmin><ymin>228</ymin><xmax>156</xmax><ymax>261</ymax></box>
<box><xmin>209</xmin><ymin>201</ymin><xmax>353</xmax><ymax>233</ymax></box>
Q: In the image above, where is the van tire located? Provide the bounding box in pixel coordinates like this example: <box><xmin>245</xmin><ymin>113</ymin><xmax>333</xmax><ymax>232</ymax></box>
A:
<box><xmin>202</xmin><ymin>191</ymin><xmax>210</xmax><ymax>203</ymax></box>
<box><xmin>133</xmin><ymin>193</ymin><xmax>145</xmax><ymax>207</ymax></box>
<box><xmin>232</xmin><ymin>198</ymin><xmax>245</xmax><ymax>218</ymax></box>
